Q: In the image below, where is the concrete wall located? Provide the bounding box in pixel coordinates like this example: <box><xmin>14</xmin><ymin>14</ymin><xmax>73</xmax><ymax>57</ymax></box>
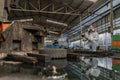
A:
<box><xmin>1</xmin><ymin>22</ymin><xmax>45</xmax><ymax>52</ymax></box>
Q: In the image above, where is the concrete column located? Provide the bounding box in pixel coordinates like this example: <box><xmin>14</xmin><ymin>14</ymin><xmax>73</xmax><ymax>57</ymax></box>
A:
<box><xmin>0</xmin><ymin>0</ymin><xmax>7</xmax><ymax>21</ymax></box>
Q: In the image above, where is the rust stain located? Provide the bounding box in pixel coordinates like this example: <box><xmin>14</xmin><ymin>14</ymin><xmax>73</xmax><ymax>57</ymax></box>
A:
<box><xmin>0</xmin><ymin>23</ymin><xmax>10</xmax><ymax>41</ymax></box>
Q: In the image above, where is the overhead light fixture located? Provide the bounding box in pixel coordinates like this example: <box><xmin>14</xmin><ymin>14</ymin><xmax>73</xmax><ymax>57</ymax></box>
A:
<box><xmin>88</xmin><ymin>0</ymin><xmax>98</xmax><ymax>3</ymax></box>
<box><xmin>16</xmin><ymin>18</ymin><xmax>33</xmax><ymax>22</ymax></box>
<box><xmin>46</xmin><ymin>19</ymin><xmax>68</xmax><ymax>26</ymax></box>
<box><xmin>49</xmin><ymin>31</ymin><xmax>59</xmax><ymax>34</ymax></box>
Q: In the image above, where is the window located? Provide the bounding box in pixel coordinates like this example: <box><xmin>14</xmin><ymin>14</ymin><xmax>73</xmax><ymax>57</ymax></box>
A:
<box><xmin>114</xmin><ymin>8</ymin><xmax>120</xmax><ymax>19</ymax></box>
<box><xmin>107</xmin><ymin>14</ymin><xmax>110</xmax><ymax>22</ymax></box>
<box><xmin>97</xmin><ymin>20</ymin><xmax>101</xmax><ymax>26</ymax></box>
<box><xmin>93</xmin><ymin>22</ymin><xmax>96</xmax><ymax>28</ymax></box>
<box><xmin>101</xmin><ymin>17</ymin><xmax>106</xmax><ymax>25</ymax></box>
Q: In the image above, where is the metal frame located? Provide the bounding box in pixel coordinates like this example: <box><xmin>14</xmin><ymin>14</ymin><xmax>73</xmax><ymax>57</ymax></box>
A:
<box><xmin>10</xmin><ymin>0</ymin><xmax>81</xmax><ymax>16</ymax></box>
<box><xmin>7</xmin><ymin>0</ymin><xmax>103</xmax><ymax>35</ymax></box>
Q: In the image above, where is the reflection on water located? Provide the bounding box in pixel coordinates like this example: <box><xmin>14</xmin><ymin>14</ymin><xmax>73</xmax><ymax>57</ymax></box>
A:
<box><xmin>0</xmin><ymin>59</ymin><xmax>81</xmax><ymax>80</ymax></box>
<box><xmin>51</xmin><ymin>59</ymin><xmax>67</xmax><ymax>69</ymax></box>
<box><xmin>41</xmin><ymin>59</ymin><xmax>81</xmax><ymax>80</ymax></box>
<box><xmin>81</xmin><ymin>57</ymin><xmax>112</xmax><ymax>70</ymax></box>
<box><xmin>97</xmin><ymin>57</ymin><xmax>112</xmax><ymax>70</ymax></box>
<box><xmin>0</xmin><ymin>70</ymin><xmax>79</xmax><ymax>80</ymax></box>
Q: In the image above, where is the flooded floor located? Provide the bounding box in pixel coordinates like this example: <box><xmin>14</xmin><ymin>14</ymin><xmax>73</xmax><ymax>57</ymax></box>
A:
<box><xmin>0</xmin><ymin>58</ymin><xmax>115</xmax><ymax>80</ymax></box>
<box><xmin>0</xmin><ymin>59</ymin><xmax>81</xmax><ymax>80</ymax></box>
<box><xmin>0</xmin><ymin>71</ymin><xmax>78</xmax><ymax>80</ymax></box>
<box><xmin>0</xmin><ymin>73</ymin><xmax>43</xmax><ymax>80</ymax></box>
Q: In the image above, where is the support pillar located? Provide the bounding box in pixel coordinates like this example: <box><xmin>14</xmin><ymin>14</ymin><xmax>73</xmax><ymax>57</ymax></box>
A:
<box><xmin>0</xmin><ymin>0</ymin><xmax>5</xmax><ymax>21</ymax></box>
<box><xmin>110</xmin><ymin>0</ymin><xmax>113</xmax><ymax>36</ymax></box>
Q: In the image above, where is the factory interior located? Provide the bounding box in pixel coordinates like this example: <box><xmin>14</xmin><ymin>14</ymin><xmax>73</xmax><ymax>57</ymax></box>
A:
<box><xmin>0</xmin><ymin>0</ymin><xmax>120</xmax><ymax>80</ymax></box>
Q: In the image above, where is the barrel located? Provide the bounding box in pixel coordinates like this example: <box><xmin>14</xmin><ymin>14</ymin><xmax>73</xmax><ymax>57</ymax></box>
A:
<box><xmin>112</xmin><ymin>35</ymin><xmax>120</xmax><ymax>41</ymax></box>
<box><xmin>111</xmin><ymin>35</ymin><xmax>120</xmax><ymax>50</ymax></box>
<box><xmin>112</xmin><ymin>41</ymin><xmax>120</xmax><ymax>46</ymax></box>
<box><xmin>112</xmin><ymin>59</ymin><xmax>120</xmax><ymax>71</ymax></box>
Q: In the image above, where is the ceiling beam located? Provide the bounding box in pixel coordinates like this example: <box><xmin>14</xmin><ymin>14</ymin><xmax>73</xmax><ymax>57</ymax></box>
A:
<box><xmin>10</xmin><ymin>0</ymin><xmax>80</xmax><ymax>16</ymax></box>
<box><xmin>10</xmin><ymin>8</ymin><xmax>81</xmax><ymax>16</ymax></box>
<box><xmin>62</xmin><ymin>3</ymin><xmax>94</xmax><ymax>33</ymax></box>
<box><xmin>63</xmin><ymin>0</ymin><xmax>84</xmax><ymax>23</ymax></box>
<box><xmin>56</xmin><ymin>0</ymin><xmax>74</xmax><ymax>21</ymax></box>
<box><xmin>69</xmin><ymin>3</ymin><xmax>93</xmax><ymax>25</ymax></box>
